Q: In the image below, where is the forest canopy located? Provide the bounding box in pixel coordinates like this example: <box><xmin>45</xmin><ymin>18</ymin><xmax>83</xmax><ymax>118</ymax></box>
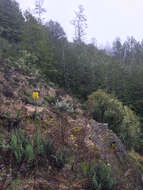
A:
<box><xmin>1</xmin><ymin>0</ymin><xmax>143</xmax><ymax>153</ymax></box>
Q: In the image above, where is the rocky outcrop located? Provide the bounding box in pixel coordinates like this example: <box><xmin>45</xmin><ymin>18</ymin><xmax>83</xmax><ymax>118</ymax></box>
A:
<box><xmin>88</xmin><ymin>119</ymin><xmax>143</xmax><ymax>190</ymax></box>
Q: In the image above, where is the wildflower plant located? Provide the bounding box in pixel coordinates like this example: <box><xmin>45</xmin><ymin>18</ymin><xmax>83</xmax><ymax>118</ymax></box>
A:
<box><xmin>55</xmin><ymin>147</ymin><xmax>68</xmax><ymax>169</ymax></box>
<box><xmin>80</xmin><ymin>160</ymin><xmax>116</xmax><ymax>190</ymax></box>
<box><xmin>106</xmin><ymin>163</ymin><xmax>111</xmax><ymax>167</ymax></box>
<box><xmin>90</xmin><ymin>160</ymin><xmax>115</xmax><ymax>190</ymax></box>
<box><xmin>9</xmin><ymin>129</ymin><xmax>33</xmax><ymax>164</ymax></box>
<box><xmin>32</xmin><ymin>91</ymin><xmax>39</xmax><ymax>100</ymax></box>
<box><xmin>32</xmin><ymin>91</ymin><xmax>39</xmax><ymax>120</ymax></box>
<box><xmin>55</xmin><ymin>100</ymin><xmax>74</xmax><ymax>113</ymax></box>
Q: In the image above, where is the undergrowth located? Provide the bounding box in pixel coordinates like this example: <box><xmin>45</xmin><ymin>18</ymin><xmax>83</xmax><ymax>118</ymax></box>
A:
<box><xmin>80</xmin><ymin>160</ymin><xmax>116</xmax><ymax>190</ymax></box>
<box><xmin>0</xmin><ymin>128</ymin><xmax>68</xmax><ymax>173</ymax></box>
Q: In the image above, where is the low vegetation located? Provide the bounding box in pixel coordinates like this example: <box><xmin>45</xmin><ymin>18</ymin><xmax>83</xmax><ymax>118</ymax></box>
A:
<box><xmin>80</xmin><ymin>160</ymin><xmax>116</xmax><ymax>190</ymax></box>
<box><xmin>87</xmin><ymin>90</ymin><xmax>141</xmax><ymax>151</ymax></box>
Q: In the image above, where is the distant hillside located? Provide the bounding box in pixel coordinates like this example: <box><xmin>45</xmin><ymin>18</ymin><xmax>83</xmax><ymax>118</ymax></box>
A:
<box><xmin>0</xmin><ymin>59</ymin><xmax>142</xmax><ymax>189</ymax></box>
<box><xmin>1</xmin><ymin>0</ymin><xmax>143</xmax><ymax>118</ymax></box>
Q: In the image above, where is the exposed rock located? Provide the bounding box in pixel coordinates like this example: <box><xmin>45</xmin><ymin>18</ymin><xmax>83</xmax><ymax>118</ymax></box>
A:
<box><xmin>88</xmin><ymin>119</ymin><xmax>143</xmax><ymax>190</ymax></box>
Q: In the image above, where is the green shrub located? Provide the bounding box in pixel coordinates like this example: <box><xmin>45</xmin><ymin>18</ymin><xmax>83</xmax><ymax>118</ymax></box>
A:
<box><xmin>55</xmin><ymin>147</ymin><xmax>68</xmax><ymax>169</ymax></box>
<box><xmin>0</xmin><ymin>37</ymin><xmax>10</xmax><ymax>58</ymax></box>
<box><xmin>33</xmin><ymin>132</ymin><xmax>68</xmax><ymax>169</ymax></box>
<box><xmin>10</xmin><ymin>129</ymin><xmax>30</xmax><ymax>163</ymax></box>
<box><xmin>46</xmin><ymin>95</ymin><xmax>57</xmax><ymax>105</ymax></box>
<box><xmin>120</xmin><ymin>106</ymin><xmax>140</xmax><ymax>150</ymax></box>
<box><xmin>23</xmin><ymin>96</ymin><xmax>35</xmax><ymax>105</ymax></box>
<box><xmin>81</xmin><ymin>103</ymin><xmax>88</xmax><ymax>112</ymax></box>
<box><xmin>87</xmin><ymin>90</ymin><xmax>123</xmax><ymax>131</ymax></box>
<box><xmin>0</xmin><ymin>134</ymin><xmax>4</xmax><ymax>147</ymax></box>
<box><xmin>87</xmin><ymin>90</ymin><xmax>141</xmax><ymax>150</ymax></box>
<box><xmin>25</xmin><ymin>144</ymin><xmax>34</xmax><ymax>162</ymax></box>
<box><xmin>8</xmin><ymin>128</ymin><xmax>68</xmax><ymax>170</ymax></box>
<box><xmin>11</xmin><ymin>50</ymin><xmax>39</xmax><ymax>75</ymax></box>
<box><xmin>8</xmin><ymin>178</ymin><xmax>21</xmax><ymax>190</ymax></box>
<box><xmin>48</xmin><ymin>81</ymin><xmax>55</xmax><ymax>87</ymax></box>
<box><xmin>33</xmin><ymin>131</ymin><xmax>57</xmax><ymax>162</ymax></box>
<box><xmin>33</xmin><ymin>130</ymin><xmax>48</xmax><ymax>156</ymax></box>
<box><xmin>80</xmin><ymin>161</ymin><xmax>89</xmax><ymax>177</ymax></box>
<box><xmin>55</xmin><ymin>100</ymin><xmax>74</xmax><ymax>113</ymax></box>
<box><xmin>85</xmin><ymin>160</ymin><xmax>115</xmax><ymax>190</ymax></box>
<box><xmin>44</xmin><ymin>139</ymin><xmax>56</xmax><ymax>156</ymax></box>
<box><xmin>41</xmin><ymin>98</ymin><xmax>48</xmax><ymax>106</ymax></box>
<box><xmin>9</xmin><ymin>129</ymin><xmax>54</xmax><ymax>165</ymax></box>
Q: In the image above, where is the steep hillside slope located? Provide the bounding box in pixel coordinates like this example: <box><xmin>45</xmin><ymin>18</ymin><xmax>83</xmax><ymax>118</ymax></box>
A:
<box><xmin>0</xmin><ymin>60</ymin><xmax>142</xmax><ymax>190</ymax></box>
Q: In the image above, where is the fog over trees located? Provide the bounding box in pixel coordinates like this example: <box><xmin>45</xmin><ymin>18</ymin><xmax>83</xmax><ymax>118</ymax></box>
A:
<box><xmin>1</xmin><ymin>0</ymin><xmax>143</xmax><ymax>153</ymax></box>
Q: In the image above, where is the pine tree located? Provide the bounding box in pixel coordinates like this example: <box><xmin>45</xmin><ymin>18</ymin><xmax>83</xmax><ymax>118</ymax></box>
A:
<box><xmin>72</xmin><ymin>5</ymin><xmax>87</xmax><ymax>44</ymax></box>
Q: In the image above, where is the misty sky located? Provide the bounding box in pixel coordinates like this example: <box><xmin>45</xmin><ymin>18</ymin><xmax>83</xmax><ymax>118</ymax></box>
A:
<box><xmin>16</xmin><ymin>0</ymin><xmax>143</xmax><ymax>46</ymax></box>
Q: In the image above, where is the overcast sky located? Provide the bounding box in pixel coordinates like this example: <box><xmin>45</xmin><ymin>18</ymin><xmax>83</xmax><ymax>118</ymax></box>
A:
<box><xmin>16</xmin><ymin>0</ymin><xmax>143</xmax><ymax>47</ymax></box>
